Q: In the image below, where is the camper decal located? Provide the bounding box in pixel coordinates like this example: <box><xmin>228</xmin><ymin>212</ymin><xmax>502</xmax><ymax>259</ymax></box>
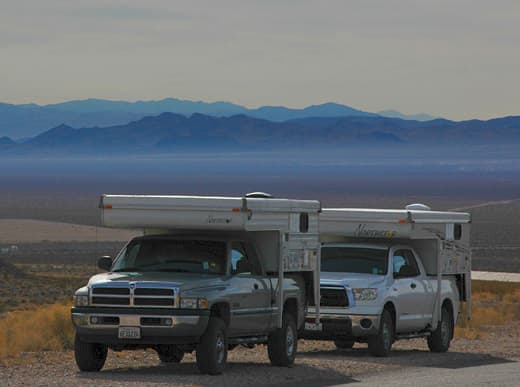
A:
<box><xmin>208</xmin><ymin>216</ymin><xmax>231</xmax><ymax>224</ymax></box>
<box><xmin>354</xmin><ymin>224</ymin><xmax>394</xmax><ymax>238</ymax></box>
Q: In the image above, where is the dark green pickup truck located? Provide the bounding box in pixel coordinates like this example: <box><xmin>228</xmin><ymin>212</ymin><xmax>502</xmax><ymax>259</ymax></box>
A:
<box><xmin>72</xmin><ymin>233</ymin><xmax>308</xmax><ymax>375</ymax></box>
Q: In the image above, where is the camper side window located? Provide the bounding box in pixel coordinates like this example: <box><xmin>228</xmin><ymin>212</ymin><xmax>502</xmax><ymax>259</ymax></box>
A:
<box><xmin>454</xmin><ymin>224</ymin><xmax>462</xmax><ymax>240</ymax></box>
<box><xmin>300</xmin><ymin>213</ymin><xmax>309</xmax><ymax>233</ymax></box>
<box><xmin>393</xmin><ymin>249</ymin><xmax>420</xmax><ymax>278</ymax></box>
<box><xmin>231</xmin><ymin>242</ymin><xmax>262</xmax><ymax>275</ymax></box>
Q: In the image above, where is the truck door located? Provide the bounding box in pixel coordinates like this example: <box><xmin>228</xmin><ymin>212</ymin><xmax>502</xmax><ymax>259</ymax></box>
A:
<box><xmin>227</xmin><ymin>242</ymin><xmax>271</xmax><ymax>336</ymax></box>
<box><xmin>391</xmin><ymin>249</ymin><xmax>432</xmax><ymax>332</ymax></box>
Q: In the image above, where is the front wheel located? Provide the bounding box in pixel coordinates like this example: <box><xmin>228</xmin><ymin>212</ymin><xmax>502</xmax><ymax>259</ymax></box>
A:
<box><xmin>368</xmin><ymin>309</ymin><xmax>394</xmax><ymax>357</ymax></box>
<box><xmin>74</xmin><ymin>334</ymin><xmax>108</xmax><ymax>372</ymax></box>
<box><xmin>427</xmin><ymin>304</ymin><xmax>453</xmax><ymax>352</ymax></box>
<box><xmin>196</xmin><ymin>317</ymin><xmax>227</xmax><ymax>375</ymax></box>
<box><xmin>267</xmin><ymin>313</ymin><xmax>297</xmax><ymax>367</ymax></box>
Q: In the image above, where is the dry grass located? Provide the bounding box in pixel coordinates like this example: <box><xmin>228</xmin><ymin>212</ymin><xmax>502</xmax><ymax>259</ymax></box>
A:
<box><xmin>0</xmin><ymin>301</ymin><xmax>74</xmax><ymax>360</ymax></box>
<box><xmin>0</xmin><ymin>262</ymin><xmax>93</xmax><ymax>312</ymax></box>
<box><xmin>455</xmin><ymin>280</ymin><xmax>520</xmax><ymax>339</ymax></box>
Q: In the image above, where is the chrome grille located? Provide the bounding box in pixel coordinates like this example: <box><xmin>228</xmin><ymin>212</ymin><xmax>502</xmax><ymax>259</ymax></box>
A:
<box><xmin>134</xmin><ymin>298</ymin><xmax>174</xmax><ymax>306</ymax></box>
<box><xmin>134</xmin><ymin>288</ymin><xmax>173</xmax><ymax>296</ymax></box>
<box><xmin>92</xmin><ymin>296</ymin><xmax>130</xmax><ymax>305</ymax></box>
<box><xmin>90</xmin><ymin>283</ymin><xmax>179</xmax><ymax>308</ymax></box>
<box><xmin>313</xmin><ymin>286</ymin><xmax>349</xmax><ymax>307</ymax></box>
<box><xmin>94</xmin><ymin>288</ymin><xmax>129</xmax><ymax>295</ymax></box>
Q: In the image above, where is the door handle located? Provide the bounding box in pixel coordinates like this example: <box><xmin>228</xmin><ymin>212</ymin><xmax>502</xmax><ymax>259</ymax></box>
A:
<box><xmin>410</xmin><ymin>283</ymin><xmax>417</xmax><ymax>289</ymax></box>
<box><xmin>253</xmin><ymin>283</ymin><xmax>259</xmax><ymax>290</ymax></box>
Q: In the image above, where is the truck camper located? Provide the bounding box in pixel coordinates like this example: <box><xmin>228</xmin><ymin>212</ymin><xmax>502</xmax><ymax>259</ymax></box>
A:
<box><xmin>304</xmin><ymin>204</ymin><xmax>471</xmax><ymax>357</ymax></box>
<box><xmin>71</xmin><ymin>193</ymin><xmax>321</xmax><ymax>374</ymax></box>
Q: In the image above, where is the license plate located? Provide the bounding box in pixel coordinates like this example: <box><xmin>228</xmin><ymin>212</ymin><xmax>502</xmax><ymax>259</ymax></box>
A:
<box><xmin>118</xmin><ymin>326</ymin><xmax>141</xmax><ymax>339</ymax></box>
<box><xmin>304</xmin><ymin>322</ymin><xmax>323</xmax><ymax>331</ymax></box>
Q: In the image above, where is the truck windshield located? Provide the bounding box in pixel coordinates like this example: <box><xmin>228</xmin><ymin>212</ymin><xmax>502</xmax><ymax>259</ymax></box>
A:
<box><xmin>321</xmin><ymin>247</ymin><xmax>388</xmax><ymax>275</ymax></box>
<box><xmin>111</xmin><ymin>239</ymin><xmax>227</xmax><ymax>275</ymax></box>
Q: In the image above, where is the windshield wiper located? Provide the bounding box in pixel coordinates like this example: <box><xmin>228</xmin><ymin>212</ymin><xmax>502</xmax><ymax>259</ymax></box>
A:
<box><xmin>153</xmin><ymin>268</ymin><xmax>191</xmax><ymax>273</ymax></box>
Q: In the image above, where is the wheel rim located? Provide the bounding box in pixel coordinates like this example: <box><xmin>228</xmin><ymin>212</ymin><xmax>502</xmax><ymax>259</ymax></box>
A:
<box><xmin>286</xmin><ymin>325</ymin><xmax>295</xmax><ymax>357</ymax></box>
<box><xmin>216</xmin><ymin>334</ymin><xmax>225</xmax><ymax>364</ymax></box>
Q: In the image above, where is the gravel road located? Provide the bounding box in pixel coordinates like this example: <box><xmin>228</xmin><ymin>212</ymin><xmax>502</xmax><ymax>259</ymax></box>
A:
<box><xmin>2</xmin><ymin>333</ymin><xmax>519</xmax><ymax>387</ymax></box>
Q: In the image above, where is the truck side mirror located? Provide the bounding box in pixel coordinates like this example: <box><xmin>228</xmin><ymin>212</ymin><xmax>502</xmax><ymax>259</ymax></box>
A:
<box><xmin>98</xmin><ymin>256</ymin><xmax>113</xmax><ymax>271</ymax></box>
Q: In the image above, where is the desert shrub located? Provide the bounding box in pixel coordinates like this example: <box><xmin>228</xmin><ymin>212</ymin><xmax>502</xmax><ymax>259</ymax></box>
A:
<box><xmin>455</xmin><ymin>280</ymin><xmax>520</xmax><ymax>339</ymax></box>
<box><xmin>0</xmin><ymin>301</ymin><xmax>74</xmax><ymax>360</ymax></box>
<box><xmin>473</xmin><ymin>291</ymin><xmax>497</xmax><ymax>303</ymax></box>
<box><xmin>472</xmin><ymin>280</ymin><xmax>520</xmax><ymax>296</ymax></box>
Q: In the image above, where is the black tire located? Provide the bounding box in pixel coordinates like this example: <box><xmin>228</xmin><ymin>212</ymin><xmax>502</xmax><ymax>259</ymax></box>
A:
<box><xmin>368</xmin><ymin>309</ymin><xmax>394</xmax><ymax>357</ymax></box>
<box><xmin>267</xmin><ymin>313</ymin><xmax>297</xmax><ymax>367</ymax></box>
<box><xmin>196</xmin><ymin>317</ymin><xmax>227</xmax><ymax>375</ymax></box>
<box><xmin>156</xmin><ymin>345</ymin><xmax>184</xmax><ymax>363</ymax></box>
<box><xmin>428</xmin><ymin>304</ymin><xmax>453</xmax><ymax>352</ymax></box>
<box><xmin>74</xmin><ymin>333</ymin><xmax>108</xmax><ymax>372</ymax></box>
<box><xmin>334</xmin><ymin>339</ymin><xmax>355</xmax><ymax>349</ymax></box>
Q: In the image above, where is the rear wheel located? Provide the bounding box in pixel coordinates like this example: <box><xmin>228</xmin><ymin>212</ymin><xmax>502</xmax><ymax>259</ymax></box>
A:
<box><xmin>428</xmin><ymin>304</ymin><xmax>453</xmax><ymax>352</ymax></box>
<box><xmin>74</xmin><ymin>334</ymin><xmax>108</xmax><ymax>372</ymax></box>
<box><xmin>156</xmin><ymin>345</ymin><xmax>184</xmax><ymax>363</ymax></box>
<box><xmin>368</xmin><ymin>309</ymin><xmax>393</xmax><ymax>357</ymax></box>
<box><xmin>196</xmin><ymin>317</ymin><xmax>227</xmax><ymax>375</ymax></box>
<box><xmin>268</xmin><ymin>312</ymin><xmax>297</xmax><ymax>367</ymax></box>
<box><xmin>334</xmin><ymin>339</ymin><xmax>355</xmax><ymax>349</ymax></box>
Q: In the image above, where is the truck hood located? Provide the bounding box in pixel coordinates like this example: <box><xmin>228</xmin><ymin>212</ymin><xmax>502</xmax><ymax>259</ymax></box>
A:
<box><xmin>320</xmin><ymin>272</ymin><xmax>386</xmax><ymax>288</ymax></box>
<box><xmin>87</xmin><ymin>271</ymin><xmax>227</xmax><ymax>292</ymax></box>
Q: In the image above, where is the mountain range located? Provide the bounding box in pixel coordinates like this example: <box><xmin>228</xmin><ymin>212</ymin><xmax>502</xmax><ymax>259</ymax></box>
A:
<box><xmin>1</xmin><ymin>112</ymin><xmax>519</xmax><ymax>156</ymax></box>
<box><xmin>0</xmin><ymin>98</ymin><xmax>435</xmax><ymax>139</ymax></box>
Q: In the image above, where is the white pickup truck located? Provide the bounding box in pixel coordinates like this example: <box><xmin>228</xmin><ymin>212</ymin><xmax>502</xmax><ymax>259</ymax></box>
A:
<box><xmin>303</xmin><ymin>205</ymin><xmax>471</xmax><ymax>356</ymax></box>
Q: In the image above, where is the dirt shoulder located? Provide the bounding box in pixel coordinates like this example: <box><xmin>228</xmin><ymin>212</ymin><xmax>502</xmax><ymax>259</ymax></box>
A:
<box><xmin>2</xmin><ymin>331</ymin><xmax>518</xmax><ymax>387</ymax></box>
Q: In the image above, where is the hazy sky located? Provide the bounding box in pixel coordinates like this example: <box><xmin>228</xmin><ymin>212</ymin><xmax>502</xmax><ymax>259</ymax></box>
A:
<box><xmin>1</xmin><ymin>0</ymin><xmax>519</xmax><ymax>120</ymax></box>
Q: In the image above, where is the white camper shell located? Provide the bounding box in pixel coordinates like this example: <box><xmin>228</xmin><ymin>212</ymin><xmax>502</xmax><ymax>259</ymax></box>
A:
<box><xmin>100</xmin><ymin>194</ymin><xmax>322</xmax><ymax>326</ymax></box>
<box><xmin>320</xmin><ymin>207</ymin><xmax>472</xmax><ymax>320</ymax></box>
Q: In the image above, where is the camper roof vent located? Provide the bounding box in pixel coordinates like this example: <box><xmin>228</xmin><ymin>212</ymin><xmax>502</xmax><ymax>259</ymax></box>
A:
<box><xmin>405</xmin><ymin>203</ymin><xmax>431</xmax><ymax>211</ymax></box>
<box><xmin>245</xmin><ymin>192</ymin><xmax>273</xmax><ymax>199</ymax></box>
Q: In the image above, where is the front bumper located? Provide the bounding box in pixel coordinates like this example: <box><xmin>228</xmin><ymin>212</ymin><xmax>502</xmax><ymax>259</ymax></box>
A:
<box><xmin>71</xmin><ymin>306</ymin><xmax>209</xmax><ymax>345</ymax></box>
<box><xmin>302</xmin><ymin>313</ymin><xmax>380</xmax><ymax>340</ymax></box>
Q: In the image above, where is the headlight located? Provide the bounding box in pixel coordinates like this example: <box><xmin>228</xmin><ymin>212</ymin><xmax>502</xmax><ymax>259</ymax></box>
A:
<box><xmin>180</xmin><ymin>297</ymin><xmax>209</xmax><ymax>309</ymax></box>
<box><xmin>74</xmin><ymin>294</ymin><xmax>89</xmax><ymax>306</ymax></box>
<box><xmin>353</xmin><ymin>288</ymin><xmax>378</xmax><ymax>302</ymax></box>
